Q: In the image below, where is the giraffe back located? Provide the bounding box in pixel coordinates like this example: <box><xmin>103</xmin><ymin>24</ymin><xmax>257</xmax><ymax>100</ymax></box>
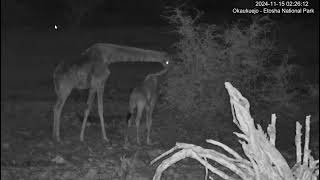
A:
<box><xmin>53</xmin><ymin>54</ymin><xmax>109</xmax><ymax>92</ymax></box>
<box><xmin>84</xmin><ymin>43</ymin><xmax>168</xmax><ymax>65</ymax></box>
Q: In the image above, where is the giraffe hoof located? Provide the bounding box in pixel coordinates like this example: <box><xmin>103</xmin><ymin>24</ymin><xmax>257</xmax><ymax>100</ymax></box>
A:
<box><xmin>80</xmin><ymin>136</ymin><xmax>84</xmax><ymax>142</ymax></box>
<box><xmin>103</xmin><ymin>136</ymin><xmax>110</xmax><ymax>142</ymax></box>
<box><xmin>123</xmin><ymin>141</ymin><xmax>131</xmax><ymax>149</ymax></box>
<box><xmin>54</xmin><ymin>136</ymin><xmax>61</xmax><ymax>143</ymax></box>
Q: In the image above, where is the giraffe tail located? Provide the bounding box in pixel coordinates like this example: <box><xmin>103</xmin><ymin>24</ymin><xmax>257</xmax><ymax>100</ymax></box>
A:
<box><xmin>53</xmin><ymin>62</ymin><xmax>64</xmax><ymax>95</ymax></box>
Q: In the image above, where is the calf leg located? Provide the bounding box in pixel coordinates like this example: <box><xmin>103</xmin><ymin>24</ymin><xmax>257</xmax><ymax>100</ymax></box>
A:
<box><xmin>146</xmin><ymin>104</ymin><xmax>155</xmax><ymax>145</ymax></box>
<box><xmin>125</xmin><ymin>101</ymin><xmax>135</xmax><ymax>144</ymax></box>
<box><xmin>135</xmin><ymin>103</ymin><xmax>144</xmax><ymax>145</ymax></box>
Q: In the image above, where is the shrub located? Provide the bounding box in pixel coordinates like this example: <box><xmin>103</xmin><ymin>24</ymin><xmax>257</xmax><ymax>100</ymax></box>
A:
<box><xmin>163</xmin><ymin>7</ymin><xmax>299</xmax><ymax>137</ymax></box>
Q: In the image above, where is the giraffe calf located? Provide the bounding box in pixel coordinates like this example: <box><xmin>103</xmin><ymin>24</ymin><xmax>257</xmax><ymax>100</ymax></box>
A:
<box><xmin>125</xmin><ymin>65</ymin><xmax>168</xmax><ymax>145</ymax></box>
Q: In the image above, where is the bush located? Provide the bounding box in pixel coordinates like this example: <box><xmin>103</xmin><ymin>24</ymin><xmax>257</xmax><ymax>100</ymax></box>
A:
<box><xmin>163</xmin><ymin>7</ymin><xmax>299</xmax><ymax>137</ymax></box>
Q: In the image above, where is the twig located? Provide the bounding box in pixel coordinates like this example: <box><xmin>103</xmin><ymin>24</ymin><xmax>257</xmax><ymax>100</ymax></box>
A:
<box><xmin>204</xmin><ymin>157</ymin><xmax>209</xmax><ymax>180</ymax></box>
<box><xmin>152</xmin><ymin>148</ymin><xmax>236</xmax><ymax>180</ymax></box>
<box><xmin>267</xmin><ymin>114</ymin><xmax>277</xmax><ymax>145</ymax></box>
<box><xmin>296</xmin><ymin>122</ymin><xmax>302</xmax><ymax>164</ymax></box>
<box><xmin>150</xmin><ymin>145</ymin><xmax>179</xmax><ymax>165</ymax></box>
<box><xmin>206</xmin><ymin>139</ymin><xmax>243</xmax><ymax>160</ymax></box>
<box><xmin>303</xmin><ymin>115</ymin><xmax>311</xmax><ymax>165</ymax></box>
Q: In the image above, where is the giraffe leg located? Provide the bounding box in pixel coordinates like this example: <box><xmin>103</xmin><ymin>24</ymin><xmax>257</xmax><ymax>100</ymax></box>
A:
<box><xmin>146</xmin><ymin>105</ymin><xmax>154</xmax><ymax>145</ymax></box>
<box><xmin>127</xmin><ymin>98</ymin><xmax>136</xmax><ymax>127</ymax></box>
<box><xmin>80</xmin><ymin>88</ymin><xmax>96</xmax><ymax>141</ymax></box>
<box><xmin>97</xmin><ymin>85</ymin><xmax>109</xmax><ymax>142</ymax></box>
<box><xmin>135</xmin><ymin>102</ymin><xmax>144</xmax><ymax>145</ymax></box>
<box><xmin>125</xmin><ymin>101</ymin><xmax>135</xmax><ymax>144</ymax></box>
<box><xmin>147</xmin><ymin>96</ymin><xmax>157</xmax><ymax>145</ymax></box>
<box><xmin>53</xmin><ymin>86</ymin><xmax>71</xmax><ymax>142</ymax></box>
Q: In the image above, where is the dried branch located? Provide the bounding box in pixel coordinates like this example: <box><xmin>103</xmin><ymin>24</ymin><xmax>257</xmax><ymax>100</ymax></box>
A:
<box><xmin>151</xmin><ymin>82</ymin><xmax>319</xmax><ymax>180</ymax></box>
<box><xmin>150</xmin><ymin>146</ymin><xmax>179</xmax><ymax>165</ymax></box>
<box><xmin>303</xmin><ymin>115</ymin><xmax>311</xmax><ymax>165</ymax></box>
<box><xmin>267</xmin><ymin>114</ymin><xmax>277</xmax><ymax>145</ymax></box>
<box><xmin>292</xmin><ymin>115</ymin><xmax>319</xmax><ymax>180</ymax></box>
<box><xmin>206</xmin><ymin>139</ymin><xmax>244</xmax><ymax>161</ymax></box>
<box><xmin>296</xmin><ymin>122</ymin><xmax>302</xmax><ymax>164</ymax></box>
<box><xmin>151</xmin><ymin>144</ymin><xmax>238</xmax><ymax>180</ymax></box>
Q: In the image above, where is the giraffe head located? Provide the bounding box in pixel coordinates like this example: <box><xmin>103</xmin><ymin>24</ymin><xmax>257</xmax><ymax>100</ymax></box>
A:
<box><xmin>161</xmin><ymin>52</ymin><xmax>171</xmax><ymax>68</ymax></box>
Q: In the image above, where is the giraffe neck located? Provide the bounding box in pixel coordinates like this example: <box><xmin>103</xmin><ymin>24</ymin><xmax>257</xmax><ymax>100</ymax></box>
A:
<box><xmin>145</xmin><ymin>67</ymin><xmax>168</xmax><ymax>81</ymax></box>
<box><xmin>85</xmin><ymin>43</ymin><xmax>167</xmax><ymax>64</ymax></box>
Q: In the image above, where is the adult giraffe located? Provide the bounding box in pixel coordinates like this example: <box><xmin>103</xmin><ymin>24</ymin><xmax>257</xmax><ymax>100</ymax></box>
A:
<box><xmin>53</xmin><ymin>43</ymin><xmax>170</xmax><ymax>142</ymax></box>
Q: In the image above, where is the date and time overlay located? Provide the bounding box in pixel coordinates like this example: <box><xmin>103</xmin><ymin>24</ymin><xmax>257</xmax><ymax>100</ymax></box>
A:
<box><xmin>232</xmin><ymin>1</ymin><xmax>316</xmax><ymax>15</ymax></box>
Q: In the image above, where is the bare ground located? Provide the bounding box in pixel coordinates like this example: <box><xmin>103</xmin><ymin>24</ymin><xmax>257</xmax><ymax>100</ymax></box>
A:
<box><xmin>0</xmin><ymin>100</ymin><xmax>205</xmax><ymax>180</ymax></box>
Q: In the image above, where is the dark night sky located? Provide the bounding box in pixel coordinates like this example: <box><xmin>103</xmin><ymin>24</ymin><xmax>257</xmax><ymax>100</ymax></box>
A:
<box><xmin>2</xmin><ymin>0</ymin><xmax>318</xmax><ymax>27</ymax></box>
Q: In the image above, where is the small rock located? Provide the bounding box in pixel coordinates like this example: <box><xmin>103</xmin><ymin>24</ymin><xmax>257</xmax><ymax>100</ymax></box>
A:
<box><xmin>51</xmin><ymin>155</ymin><xmax>66</xmax><ymax>164</ymax></box>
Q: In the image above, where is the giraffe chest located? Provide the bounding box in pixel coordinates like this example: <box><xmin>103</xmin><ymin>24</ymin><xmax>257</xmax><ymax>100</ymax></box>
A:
<box><xmin>143</xmin><ymin>80</ymin><xmax>158</xmax><ymax>101</ymax></box>
<box><xmin>74</xmin><ymin>71</ymin><xmax>91</xmax><ymax>89</ymax></box>
<box><xmin>70</xmin><ymin>65</ymin><xmax>93</xmax><ymax>89</ymax></box>
<box><xmin>71</xmin><ymin>64</ymin><xmax>110</xmax><ymax>89</ymax></box>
